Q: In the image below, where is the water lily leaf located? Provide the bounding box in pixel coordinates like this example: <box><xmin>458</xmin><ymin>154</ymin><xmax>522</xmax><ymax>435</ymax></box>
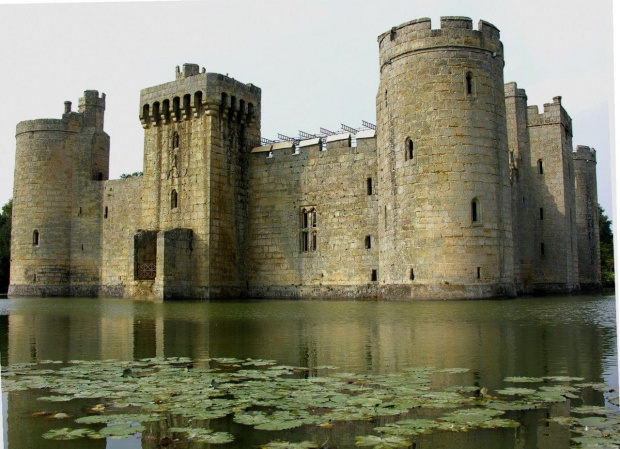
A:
<box><xmin>37</xmin><ymin>395</ymin><xmax>74</xmax><ymax>402</ymax></box>
<box><xmin>571</xmin><ymin>435</ymin><xmax>620</xmax><ymax>448</ymax></box>
<box><xmin>261</xmin><ymin>441</ymin><xmax>318</xmax><ymax>449</ymax></box>
<box><xmin>496</xmin><ymin>388</ymin><xmax>537</xmax><ymax>396</ymax></box>
<box><xmin>75</xmin><ymin>413</ymin><xmax>162</xmax><ymax>424</ymax></box>
<box><xmin>169</xmin><ymin>427</ymin><xmax>235</xmax><ymax>444</ymax></box>
<box><xmin>486</xmin><ymin>400</ymin><xmax>543</xmax><ymax>411</ymax></box>
<box><xmin>577</xmin><ymin>416</ymin><xmax>620</xmax><ymax>429</ymax></box>
<box><xmin>439</xmin><ymin>408</ymin><xmax>505</xmax><ymax>424</ymax></box>
<box><xmin>438</xmin><ymin>367</ymin><xmax>470</xmax><ymax>374</ymax></box>
<box><xmin>234</xmin><ymin>411</ymin><xmax>271</xmax><ymax>426</ymax></box>
<box><xmin>254</xmin><ymin>420</ymin><xmax>306</xmax><ymax>431</ymax></box>
<box><xmin>97</xmin><ymin>423</ymin><xmax>145</xmax><ymax>438</ymax></box>
<box><xmin>355</xmin><ymin>434</ymin><xmax>412</xmax><ymax>448</ymax></box>
<box><xmin>503</xmin><ymin>376</ymin><xmax>544</xmax><ymax>383</ymax></box>
<box><xmin>42</xmin><ymin>427</ymin><xmax>94</xmax><ymax>440</ymax></box>
<box><xmin>542</xmin><ymin>376</ymin><xmax>584</xmax><ymax>382</ymax></box>
<box><xmin>572</xmin><ymin>406</ymin><xmax>613</xmax><ymax>415</ymax></box>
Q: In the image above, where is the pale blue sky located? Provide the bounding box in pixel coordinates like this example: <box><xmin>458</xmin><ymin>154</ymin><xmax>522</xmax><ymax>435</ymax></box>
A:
<box><xmin>0</xmin><ymin>0</ymin><xmax>614</xmax><ymax>218</ymax></box>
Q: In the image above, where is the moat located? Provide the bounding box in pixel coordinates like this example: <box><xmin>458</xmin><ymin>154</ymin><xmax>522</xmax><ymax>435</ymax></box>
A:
<box><xmin>0</xmin><ymin>294</ymin><xmax>617</xmax><ymax>448</ymax></box>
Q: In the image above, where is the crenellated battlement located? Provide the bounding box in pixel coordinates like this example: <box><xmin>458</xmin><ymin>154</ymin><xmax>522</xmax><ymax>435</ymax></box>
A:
<box><xmin>139</xmin><ymin>65</ymin><xmax>261</xmax><ymax>129</ymax></box>
<box><xmin>527</xmin><ymin>95</ymin><xmax>572</xmax><ymax>133</ymax></box>
<box><xmin>504</xmin><ymin>82</ymin><xmax>527</xmax><ymax>99</ymax></box>
<box><xmin>378</xmin><ymin>16</ymin><xmax>502</xmax><ymax>70</ymax></box>
<box><xmin>573</xmin><ymin>145</ymin><xmax>597</xmax><ymax>163</ymax></box>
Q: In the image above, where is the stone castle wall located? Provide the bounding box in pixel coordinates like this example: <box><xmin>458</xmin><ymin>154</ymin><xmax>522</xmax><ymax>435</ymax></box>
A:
<box><xmin>247</xmin><ymin>134</ymin><xmax>379</xmax><ymax>299</ymax></box>
<box><xmin>9</xmin><ymin>17</ymin><xmax>602</xmax><ymax>300</ymax></box>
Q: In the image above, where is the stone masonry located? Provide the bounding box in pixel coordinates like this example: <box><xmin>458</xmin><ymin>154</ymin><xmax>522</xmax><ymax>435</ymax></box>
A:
<box><xmin>9</xmin><ymin>17</ymin><xmax>602</xmax><ymax>300</ymax></box>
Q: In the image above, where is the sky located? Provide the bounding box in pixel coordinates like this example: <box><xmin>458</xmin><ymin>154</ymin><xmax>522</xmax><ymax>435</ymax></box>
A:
<box><xmin>0</xmin><ymin>0</ymin><xmax>614</xmax><ymax>220</ymax></box>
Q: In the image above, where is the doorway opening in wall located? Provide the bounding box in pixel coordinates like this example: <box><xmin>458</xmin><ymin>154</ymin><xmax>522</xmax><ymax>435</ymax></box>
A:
<box><xmin>135</xmin><ymin>230</ymin><xmax>157</xmax><ymax>280</ymax></box>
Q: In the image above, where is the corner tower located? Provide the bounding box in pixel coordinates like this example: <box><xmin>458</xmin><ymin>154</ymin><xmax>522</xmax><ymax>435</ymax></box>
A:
<box><xmin>573</xmin><ymin>145</ymin><xmax>601</xmax><ymax>289</ymax></box>
<box><xmin>139</xmin><ymin>64</ymin><xmax>261</xmax><ymax>298</ymax></box>
<box><xmin>10</xmin><ymin>91</ymin><xmax>109</xmax><ymax>296</ymax></box>
<box><xmin>376</xmin><ymin>17</ymin><xmax>514</xmax><ymax>299</ymax></box>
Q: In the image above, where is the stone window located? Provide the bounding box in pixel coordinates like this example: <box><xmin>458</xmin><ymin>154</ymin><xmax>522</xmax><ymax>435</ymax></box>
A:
<box><xmin>477</xmin><ymin>267</ymin><xmax>481</xmax><ymax>279</ymax></box>
<box><xmin>537</xmin><ymin>159</ymin><xmax>544</xmax><ymax>175</ymax></box>
<box><xmin>301</xmin><ymin>207</ymin><xmax>317</xmax><ymax>252</ymax></box>
<box><xmin>173</xmin><ymin>97</ymin><xmax>181</xmax><ymax>122</ymax></box>
<box><xmin>104</xmin><ymin>206</ymin><xmax>108</xmax><ymax>219</ymax></box>
<box><xmin>33</xmin><ymin>229</ymin><xmax>39</xmax><ymax>246</ymax></box>
<box><xmin>405</xmin><ymin>138</ymin><xmax>414</xmax><ymax>161</ymax></box>
<box><xmin>466</xmin><ymin>72</ymin><xmax>474</xmax><ymax>95</ymax></box>
<box><xmin>471</xmin><ymin>198</ymin><xmax>480</xmax><ymax>223</ymax></box>
<box><xmin>540</xmin><ymin>242</ymin><xmax>545</xmax><ymax>256</ymax></box>
<box><xmin>172</xmin><ymin>132</ymin><xmax>180</xmax><ymax>149</ymax></box>
<box><xmin>97</xmin><ymin>172</ymin><xmax>103</xmax><ymax>181</ymax></box>
<box><xmin>365</xmin><ymin>235</ymin><xmax>372</xmax><ymax>249</ymax></box>
<box><xmin>371</xmin><ymin>269</ymin><xmax>378</xmax><ymax>282</ymax></box>
<box><xmin>410</xmin><ymin>268</ymin><xmax>415</xmax><ymax>281</ymax></box>
<box><xmin>367</xmin><ymin>177</ymin><xmax>373</xmax><ymax>195</ymax></box>
<box><xmin>539</xmin><ymin>208</ymin><xmax>544</xmax><ymax>220</ymax></box>
<box><xmin>171</xmin><ymin>189</ymin><xmax>178</xmax><ymax>209</ymax></box>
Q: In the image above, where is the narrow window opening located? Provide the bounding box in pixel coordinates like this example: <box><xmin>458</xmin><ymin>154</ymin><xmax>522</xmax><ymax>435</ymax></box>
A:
<box><xmin>183</xmin><ymin>94</ymin><xmax>191</xmax><ymax>119</ymax></box>
<box><xmin>371</xmin><ymin>269</ymin><xmax>378</xmax><ymax>282</ymax></box>
<box><xmin>466</xmin><ymin>72</ymin><xmax>473</xmax><ymax>95</ymax></box>
<box><xmin>540</xmin><ymin>243</ymin><xmax>545</xmax><ymax>256</ymax></box>
<box><xmin>104</xmin><ymin>206</ymin><xmax>108</xmax><ymax>219</ymax></box>
<box><xmin>471</xmin><ymin>199</ymin><xmax>479</xmax><ymax>223</ymax></box>
<box><xmin>78</xmin><ymin>207</ymin><xmax>82</xmax><ymax>216</ymax></box>
<box><xmin>367</xmin><ymin>177</ymin><xmax>373</xmax><ymax>195</ymax></box>
<box><xmin>385</xmin><ymin>89</ymin><xmax>388</xmax><ymax>107</ymax></box>
<box><xmin>405</xmin><ymin>138</ymin><xmax>414</xmax><ymax>160</ymax></box>
<box><xmin>538</xmin><ymin>159</ymin><xmax>544</xmax><ymax>175</ymax></box>
<box><xmin>539</xmin><ymin>208</ymin><xmax>544</xmax><ymax>220</ymax></box>
<box><xmin>301</xmin><ymin>207</ymin><xmax>317</xmax><ymax>252</ymax></box>
<box><xmin>410</xmin><ymin>269</ymin><xmax>415</xmax><ymax>281</ymax></box>
<box><xmin>477</xmin><ymin>267</ymin><xmax>481</xmax><ymax>279</ymax></box>
<box><xmin>33</xmin><ymin>230</ymin><xmax>39</xmax><ymax>246</ymax></box>
<box><xmin>171</xmin><ymin>189</ymin><xmax>178</xmax><ymax>209</ymax></box>
<box><xmin>97</xmin><ymin>172</ymin><xmax>103</xmax><ymax>181</ymax></box>
<box><xmin>172</xmin><ymin>97</ymin><xmax>181</xmax><ymax>122</ymax></box>
<box><xmin>365</xmin><ymin>235</ymin><xmax>372</xmax><ymax>249</ymax></box>
<box><xmin>81</xmin><ymin>244</ymin><xmax>84</xmax><ymax>251</ymax></box>
<box><xmin>172</xmin><ymin>132</ymin><xmax>180</xmax><ymax>149</ymax></box>
<box><xmin>33</xmin><ymin>273</ymin><xmax>37</xmax><ymax>283</ymax></box>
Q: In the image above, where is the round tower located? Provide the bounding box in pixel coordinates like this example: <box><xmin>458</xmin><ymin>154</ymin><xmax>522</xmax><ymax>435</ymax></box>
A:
<box><xmin>573</xmin><ymin>145</ymin><xmax>601</xmax><ymax>288</ymax></box>
<box><xmin>9</xmin><ymin>113</ymin><xmax>81</xmax><ymax>296</ymax></box>
<box><xmin>376</xmin><ymin>17</ymin><xmax>514</xmax><ymax>298</ymax></box>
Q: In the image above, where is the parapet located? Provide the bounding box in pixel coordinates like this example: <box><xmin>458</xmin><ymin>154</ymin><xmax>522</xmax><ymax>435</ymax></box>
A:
<box><xmin>573</xmin><ymin>145</ymin><xmax>597</xmax><ymax>163</ymax></box>
<box><xmin>140</xmin><ymin>65</ymin><xmax>261</xmax><ymax>129</ymax></box>
<box><xmin>378</xmin><ymin>16</ymin><xmax>503</xmax><ymax>70</ymax></box>
<box><xmin>527</xmin><ymin>95</ymin><xmax>572</xmax><ymax>130</ymax></box>
<box><xmin>16</xmin><ymin>90</ymin><xmax>104</xmax><ymax>136</ymax></box>
<box><xmin>78</xmin><ymin>90</ymin><xmax>106</xmax><ymax>112</ymax></box>
<box><xmin>504</xmin><ymin>82</ymin><xmax>527</xmax><ymax>99</ymax></box>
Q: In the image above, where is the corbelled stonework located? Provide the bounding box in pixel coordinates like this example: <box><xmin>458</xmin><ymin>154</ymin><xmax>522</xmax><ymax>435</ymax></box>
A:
<box><xmin>9</xmin><ymin>18</ymin><xmax>601</xmax><ymax>300</ymax></box>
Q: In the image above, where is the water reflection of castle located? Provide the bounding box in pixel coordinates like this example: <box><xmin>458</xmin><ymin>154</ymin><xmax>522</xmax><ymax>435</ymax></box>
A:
<box><xmin>3</xmin><ymin>298</ymin><xmax>614</xmax><ymax>448</ymax></box>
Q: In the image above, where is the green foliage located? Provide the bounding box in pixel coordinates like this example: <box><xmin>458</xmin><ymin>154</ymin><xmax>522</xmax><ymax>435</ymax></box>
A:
<box><xmin>119</xmin><ymin>172</ymin><xmax>143</xmax><ymax>179</ymax></box>
<box><xmin>0</xmin><ymin>199</ymin><xmax>12</xmax><ymax>293</ymax></box>
<box><xmin>599</xmin><ymin>205</ymin><xmax>614</xmax><ymax>285</ymax></box>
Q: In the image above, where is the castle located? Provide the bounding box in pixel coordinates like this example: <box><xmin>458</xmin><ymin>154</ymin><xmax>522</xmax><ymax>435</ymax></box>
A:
<box><xmin>9</xmin><ymin>17</ymin><xmax>601</xmax><ymax>300</ymax></box>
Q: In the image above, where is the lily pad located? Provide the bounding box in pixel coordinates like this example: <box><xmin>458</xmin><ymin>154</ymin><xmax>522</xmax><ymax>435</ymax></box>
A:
<box><xmin>355</xmin><ymin>434</ymin><xmax>412</xmax><ymax>448</ymax></box>
<box><xmin>42</xmin><ymin>427</ymin><xmax>94</xmax><ymax>440</ymax></box>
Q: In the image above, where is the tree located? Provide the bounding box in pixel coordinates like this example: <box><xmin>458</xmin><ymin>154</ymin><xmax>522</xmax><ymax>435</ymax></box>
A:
<box><xmin>0</xmin><ymin>199</ymin><xmax>12</xmax><ymax>293</ymax></box>
<box><xmin>599</xmin><ymin>205</ymin><xmax>614</xmax><ymax>286</ymax></box>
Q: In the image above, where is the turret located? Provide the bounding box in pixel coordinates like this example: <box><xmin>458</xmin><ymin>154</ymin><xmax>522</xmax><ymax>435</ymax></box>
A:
<box><xmin>9</xmin><ymin>91</ymin><xmax>109</xmax><ymax>296</ymax></box>
<box><xmin>376</xmin><ymin>17</ymin><xmax>514</xmax><ymax>299</ymax></box>
<box><xmin>573</xmin><ymin>145</ymin><xmax>601</xmax><ymax>288</ymax></box>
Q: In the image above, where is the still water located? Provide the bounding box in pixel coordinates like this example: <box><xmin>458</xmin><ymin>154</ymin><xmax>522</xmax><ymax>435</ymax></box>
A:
<box><xmin>0</xmin><ymin>294</ymin><xmax>617</xmax><ymax>448</ymax></box>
